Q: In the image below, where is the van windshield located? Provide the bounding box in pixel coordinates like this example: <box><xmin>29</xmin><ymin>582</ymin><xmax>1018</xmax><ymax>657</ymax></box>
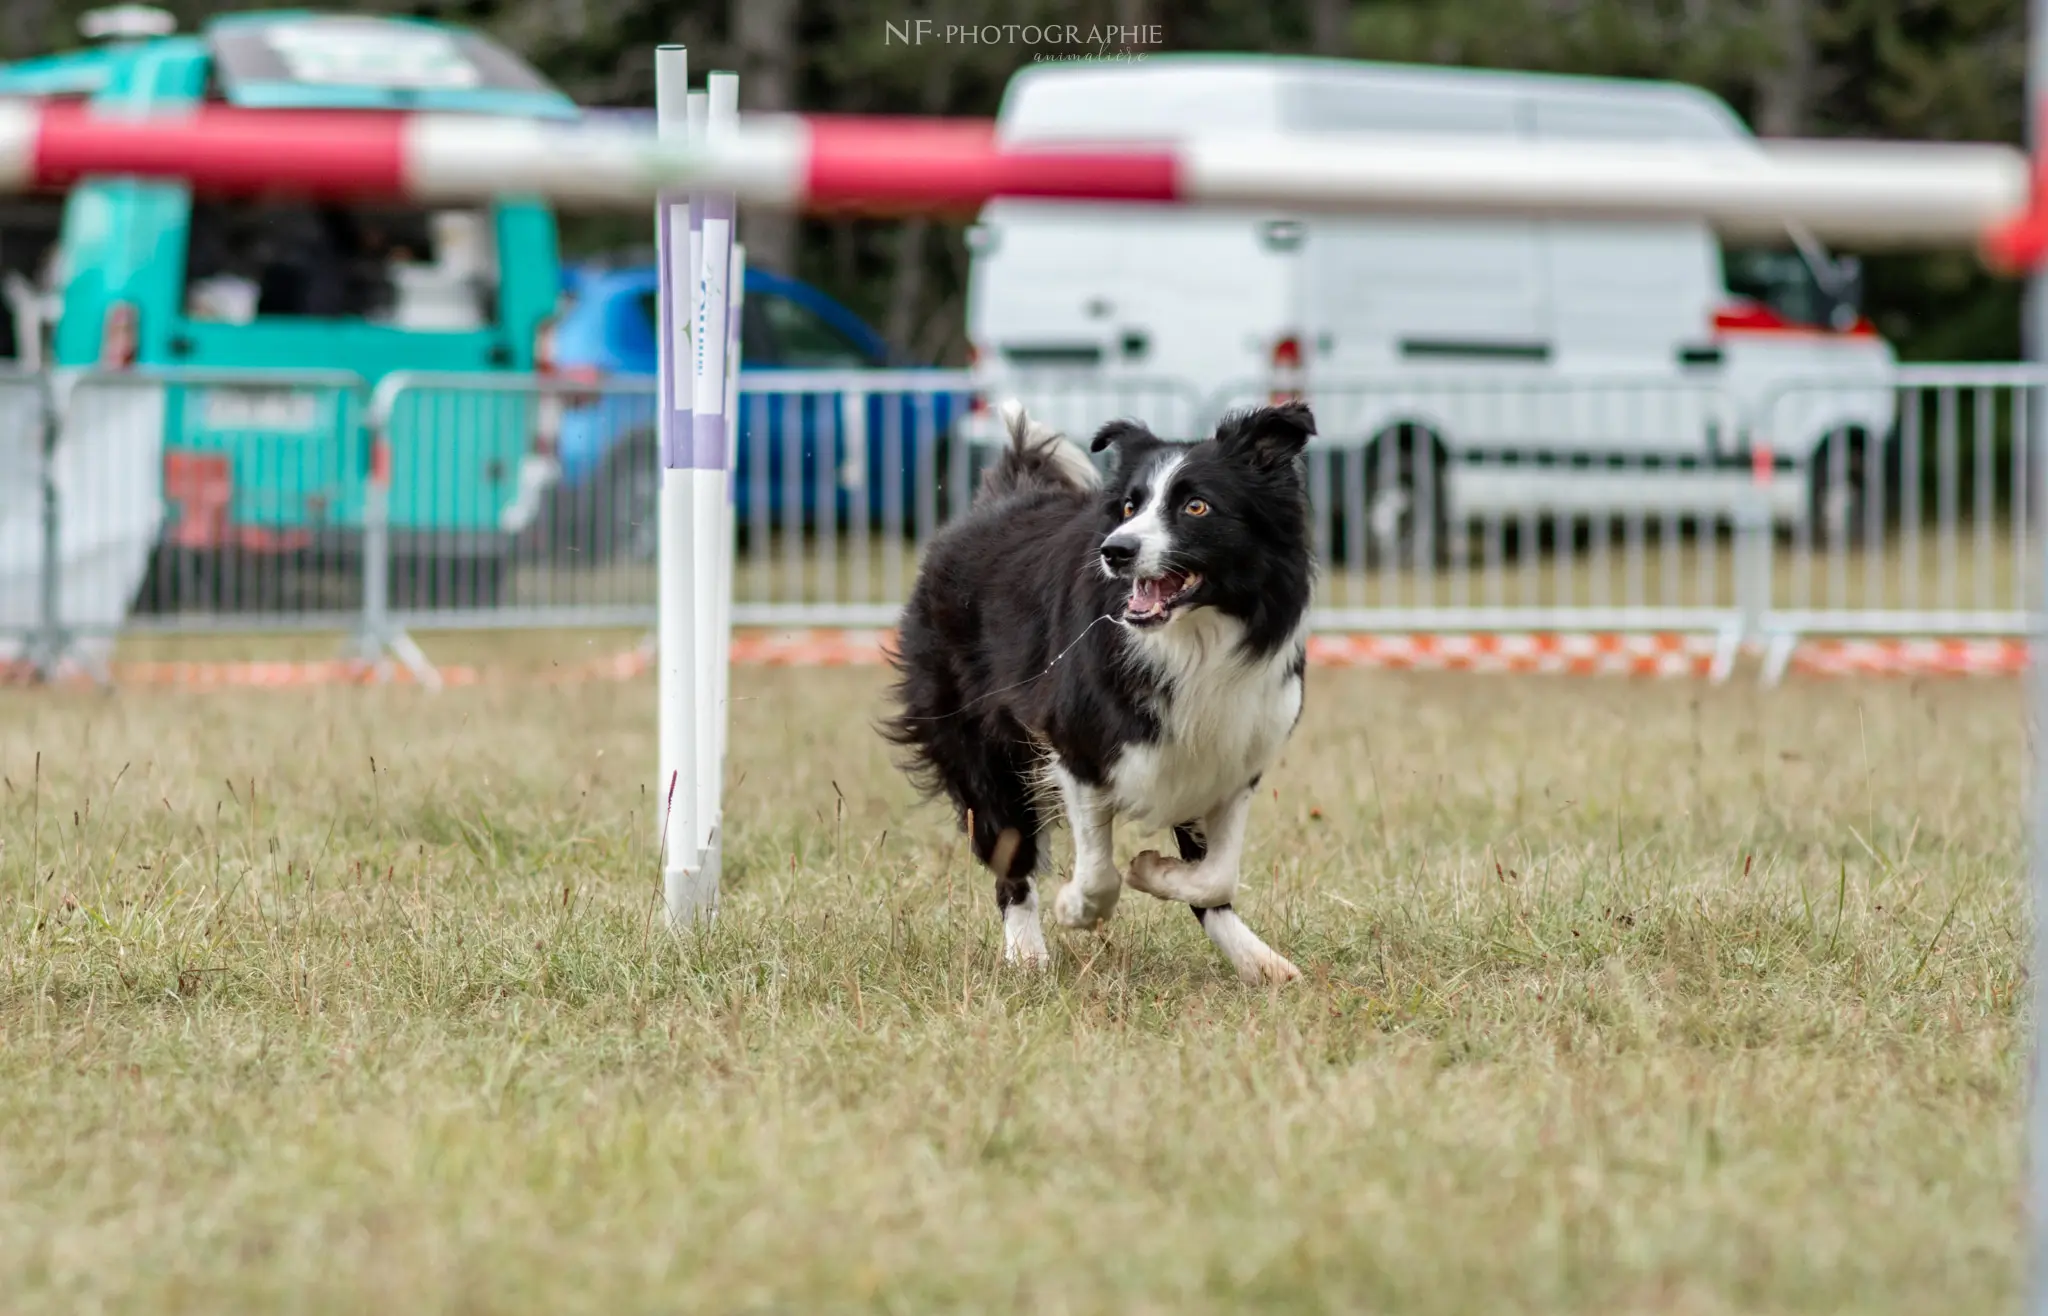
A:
<box><xmin>1721</xmin><ymin>246</ymin><xmax>1835</xmax><ymax>329</ymax></box>
<box><xmin>183</xmin><ymin>200</ymin><xmax>499</xmax><ymax>329</ymax></box>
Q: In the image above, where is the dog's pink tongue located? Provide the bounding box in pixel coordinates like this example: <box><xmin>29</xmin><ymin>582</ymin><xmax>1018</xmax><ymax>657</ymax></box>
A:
<box><xmin>1130</xmin><ymin>578</ymin><xmax>1165</xmax><ymax>611</ymax></box>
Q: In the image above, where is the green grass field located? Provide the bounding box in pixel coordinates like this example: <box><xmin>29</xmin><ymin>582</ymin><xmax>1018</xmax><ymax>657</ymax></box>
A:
<box><xmin>0</xmin><ymin>661</ymin><xmax>2026</xmax><ymax>1313</ymax></box>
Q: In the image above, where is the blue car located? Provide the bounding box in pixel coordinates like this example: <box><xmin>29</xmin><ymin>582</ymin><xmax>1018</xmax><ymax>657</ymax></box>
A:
<box><xmin>537</xmin><ymin>262</ymin><xmax>966</xmax><ymax>560</ymax></box>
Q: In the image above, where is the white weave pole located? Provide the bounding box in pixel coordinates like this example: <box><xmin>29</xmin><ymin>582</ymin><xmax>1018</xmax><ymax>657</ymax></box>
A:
<box><xmin>718</xmin><ymin>240</ymin><xmax>744</xmax><ymax>810</ymax></box>
<box><xmin>656</xmin><ymin>45</ymin><xmax>706</xmax><ymax>925</ymax></box>
<box><xmin>688</xmin><ymin>71</ymin><xmax>738</xmax><ymax>904</ymax></box>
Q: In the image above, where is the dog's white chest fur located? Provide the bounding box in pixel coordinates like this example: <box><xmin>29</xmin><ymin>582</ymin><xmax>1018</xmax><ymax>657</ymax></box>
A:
<box><xmin>1107</xmin><ymin>612</ymin><xmax>1305</xmax><ymax>828</ymax></box>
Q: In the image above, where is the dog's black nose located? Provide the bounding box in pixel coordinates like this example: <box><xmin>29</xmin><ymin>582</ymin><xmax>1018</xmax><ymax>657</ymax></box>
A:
<box><xmin>1100</xmin><ymin>540</ymin><xmax>1136</xmax><ymax>572</ymax></box>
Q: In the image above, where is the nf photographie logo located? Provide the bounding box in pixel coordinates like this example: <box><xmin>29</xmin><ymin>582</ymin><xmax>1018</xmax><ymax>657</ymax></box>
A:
<box><xmin>883</xmin><ymin>20</ymin><xmax>1164</xmax><ymax>50</ymax></box>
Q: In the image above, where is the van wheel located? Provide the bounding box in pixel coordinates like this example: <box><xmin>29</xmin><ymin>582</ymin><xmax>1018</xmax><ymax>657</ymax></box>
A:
<box><xmin>1361</xmin><ymin>428</ymin><xmax>1447</xmax><ymax>568</ymax></box>
<box><xmin>1808</xmin><ymin>431</ymin><xmax>1873</xmax><ymax>549</ymax></box>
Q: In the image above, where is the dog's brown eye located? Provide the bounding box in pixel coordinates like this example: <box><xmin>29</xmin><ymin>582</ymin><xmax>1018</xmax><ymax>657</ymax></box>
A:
<box><xmin>1122</xmin><ymin>499</ymin><xmax>1136</xmax><ymax>519</ymax></box>
<box><xmin>1184</xmin><ymin>498</ymin><xmax>1210</xmax><ymax>517</ymax></box>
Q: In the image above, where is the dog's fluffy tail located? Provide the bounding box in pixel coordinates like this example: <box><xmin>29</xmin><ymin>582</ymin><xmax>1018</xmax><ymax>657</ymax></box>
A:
<box><xmin>976</xmin><ymin>399</ymin><xmax>1101</xmax><ymax>504</ymax></box>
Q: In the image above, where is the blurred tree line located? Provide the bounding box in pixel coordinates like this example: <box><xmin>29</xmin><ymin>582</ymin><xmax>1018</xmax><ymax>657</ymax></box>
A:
<box><xmin>1</xmin><ymin>0</ymin><xmax>2030</xmax><ymax>363</ymax></box>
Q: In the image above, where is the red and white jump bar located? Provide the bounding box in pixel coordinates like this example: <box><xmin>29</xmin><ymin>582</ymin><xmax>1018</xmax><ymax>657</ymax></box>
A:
<box><xmin>0</xmin><ymin>99</ymin><xmax>2040</xmax><ymax>255</ymax></box>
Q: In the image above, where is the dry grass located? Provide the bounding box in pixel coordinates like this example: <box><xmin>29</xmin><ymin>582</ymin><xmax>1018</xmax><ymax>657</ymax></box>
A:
<box><xmin>0</xmin><ymin>660</ymin><xmax>2026</xmax><ymax>1313</ymax></box>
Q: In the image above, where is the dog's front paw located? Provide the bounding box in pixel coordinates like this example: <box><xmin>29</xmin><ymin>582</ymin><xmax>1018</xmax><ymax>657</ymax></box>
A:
<box><xmin>1125</xmin><ymin>849</ymin><xmax>1188</xmax><ymax>900</ymax></box>
<box><xmin>1052</xmin><ymin>879</ymin><xmax>1117</xmax><ymax>930</ymax></box>
<box><xmin>1242</xmin><ymin>948</ymin><xmax>1302</xmax><ymax>986</ymax></box>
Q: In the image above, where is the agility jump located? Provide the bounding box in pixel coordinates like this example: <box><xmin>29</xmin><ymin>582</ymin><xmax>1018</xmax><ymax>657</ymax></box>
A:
<box><xmin>0</xmin><ymin>97</ymin><xmax>2040</xmax><ymax>250</ymax></box>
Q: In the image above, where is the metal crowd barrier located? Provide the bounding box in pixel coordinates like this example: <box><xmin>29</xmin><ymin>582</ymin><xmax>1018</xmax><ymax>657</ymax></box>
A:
<box><xmin>4</xmin><ymin>366</ymin><xmax>367</xmax><ymax>679</ymax></box>
<box><xmin>121</xmin><ymin>368</ymin><xmax>372</xmax><ymax>631</ymax></box>
<box><xmin>728</xmin><ymin>369</ymin><xmax>975</xmax><ymax>627</ymax></box>
<box><xmin>986</xmin><ymin>366</ymin><xmax>2041</xmax><ymax>674</ymax></box>
<box><xmin>368</xmin><ymin>370</ymin><xmax>661</xmax><ymax>632</ymax></box>
<box><xmin>1247</xmin><ymin>374</ymin><xmax>1751</xmax><ymax>636</ymax></box>
<box><xmin>1752</xmin><ymin>365</ymin><xmax>2045</xmax><ymax>647</ymax></box>
<box><xmin>0</xmin><ymin>366</ymin><xmax>56</xmax><ymax>672</ymax></box>
<box><xmin>364</xmin><ymin>368</ymin><xmax>983</xmax><ymax>633</ymax></box>
<box><xmin>4</xmin><ymin>363</ymin><xmax>2042</xmax><ymax>684</ymax></box>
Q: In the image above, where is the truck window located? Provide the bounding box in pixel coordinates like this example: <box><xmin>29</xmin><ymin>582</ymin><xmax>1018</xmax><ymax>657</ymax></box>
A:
<box><xmin>756</xmin><ymin>293</ymin><xmax>878</xmax><ymax>368</ymax></box>
<box><xmin>740</xmin><ymin>298</ymin><xmax>776</xmax><ymax>365</ymax></box>
<box><xmin>182</xmin><ymin>200</ymin><xmax>498</xmax><ymax>329</ymax></box>
<box><xmin>0</xmin><ymin>197</ymin><xmax>64</xmax><ymax>363</ymax></box>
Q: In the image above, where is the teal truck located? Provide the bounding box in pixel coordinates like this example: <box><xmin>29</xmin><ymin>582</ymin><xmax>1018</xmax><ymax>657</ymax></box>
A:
<box><xmin>0</xmin><ymin>7</ymin><xmax>578</xmax><ymax>608</ymax></box>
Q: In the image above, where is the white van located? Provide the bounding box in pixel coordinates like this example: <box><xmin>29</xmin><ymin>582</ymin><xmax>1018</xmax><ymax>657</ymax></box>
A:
<box><xmin>963</xmin><ymin>57</ymin><xmax>1897</xmax><ymax>556</ymax></box>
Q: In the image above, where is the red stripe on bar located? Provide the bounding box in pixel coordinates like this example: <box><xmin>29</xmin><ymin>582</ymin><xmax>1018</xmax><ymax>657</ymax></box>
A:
<box><xmin>1984</xmin><ymin>106</ymin><xmax>2048</xmax><ymax>272</ymax></box>
<box><xmin>31</xmin><ymin>103</ymin><xmax>409</xmax><ymax>197</ymax></box>
<box><xmin>803</xmin><ymin>116</ymin><xmax>1180</xmax><ymax>212</ymax></box>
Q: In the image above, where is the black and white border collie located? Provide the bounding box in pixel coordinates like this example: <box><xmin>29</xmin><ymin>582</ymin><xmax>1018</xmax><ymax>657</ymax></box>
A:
<box><xmin>884</xmin><ymin>399</ymin><xmax>1315</xmax><ymax>984</ymax></box>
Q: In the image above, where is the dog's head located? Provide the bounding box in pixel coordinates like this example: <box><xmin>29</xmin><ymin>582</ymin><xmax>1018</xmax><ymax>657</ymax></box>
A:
<box><xmin>1088</xmin><ymin>402</ymin><xmax>1315</xmax><ymax>630</ymax></box>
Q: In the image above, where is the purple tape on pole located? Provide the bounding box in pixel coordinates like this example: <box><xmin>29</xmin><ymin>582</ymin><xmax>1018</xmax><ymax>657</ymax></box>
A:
<box><xmin>693</xmin><ymin>413</ymin><xmax>728</xmax><ymax>471</ymax></box>
<box><xmin>656</xmin><ymin>193</ymin><xmax>690</xmax><ymax>470</ymax></box>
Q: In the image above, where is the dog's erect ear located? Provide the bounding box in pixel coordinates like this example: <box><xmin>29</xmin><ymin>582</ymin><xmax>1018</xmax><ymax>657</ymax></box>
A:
<box><xmin>1089</xmin><ymin>419</ymin><xmax>1154</xmax><ymax>454</ymax></box>
<box><xmin>1216</xmin><ymin>402</ymin><xmax>1315</xmax><ymax>469</ymax></box>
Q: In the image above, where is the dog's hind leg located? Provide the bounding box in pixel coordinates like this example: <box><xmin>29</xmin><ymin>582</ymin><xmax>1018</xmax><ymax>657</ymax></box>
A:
<box><xmin>986</xmin><ymin>826</ymin><xmax>1047</xmax><ymax>970</ymax></box>
<box><xmin>1050</xmin><ymin>762</ymin><xmax>1121</xmax><ymax>931</ymax></box>
<box><xmin>914</xmin><ymin>713</ymin><xmax>1049</xmax><ymax>970</ymax></box>
<box><xmin>1128</xmin><ymin>794</ymin><xmax>1300</xmax><ymax>985</ymax></box>
<box><xmin>961</xmin><ymin>758</ymin><xmax>1049</xmax><ymax>970</ymax></box>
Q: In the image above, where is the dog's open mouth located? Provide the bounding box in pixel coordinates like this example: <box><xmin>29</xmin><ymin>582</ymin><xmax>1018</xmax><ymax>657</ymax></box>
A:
<box><xmin>1125</xmin><ymin>570</ymin><xmax>1202</xmax><ymax>626</ymax></box>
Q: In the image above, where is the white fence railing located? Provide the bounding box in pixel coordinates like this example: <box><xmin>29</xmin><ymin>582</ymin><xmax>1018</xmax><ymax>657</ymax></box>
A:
<box><xmin>3</xmin><ymin>363</ymin><xmax>2041</xmax><ymax>682</ymax></box>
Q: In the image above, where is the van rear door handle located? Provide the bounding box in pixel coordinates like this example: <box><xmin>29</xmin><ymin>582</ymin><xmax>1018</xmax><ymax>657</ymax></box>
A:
<box><xmin>1679</xmin><ymin>344</ymin><xmax>1723</xmax><ymax>367</ymax></box>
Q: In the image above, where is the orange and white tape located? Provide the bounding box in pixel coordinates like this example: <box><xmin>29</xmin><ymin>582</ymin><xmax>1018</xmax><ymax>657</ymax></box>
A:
<box><xmin>1305</xmin><ymin>631</ymin><xmax>1718</xmax><ymax>677</ymax></box>
<box><xmin>1787</xmin><ymin>637</ymin><xmax>2029</xmax><ymax>677</ymax></box>
<box><xmin>731</xmin><ymin>628</ymin><xmax>898</xmax><ymax>668</ymax></box>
